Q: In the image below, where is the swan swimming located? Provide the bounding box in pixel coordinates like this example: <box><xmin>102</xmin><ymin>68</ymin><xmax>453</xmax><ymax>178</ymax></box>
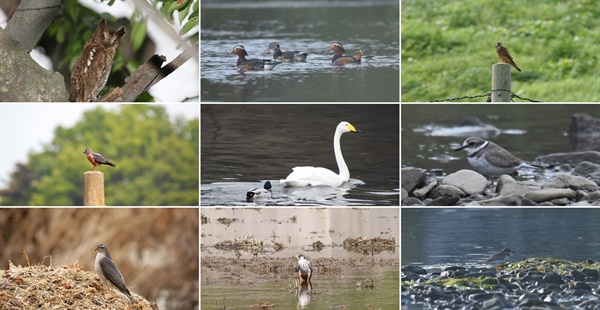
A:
<box><xmin>280</xmin><ymin>121</ymin><xmax>361</xmax><ymax>187</ymax></box>
<box><xmin>246</xmin><ymin>181</ymin><xmax>273</xmax><ymax>202</ymax></box>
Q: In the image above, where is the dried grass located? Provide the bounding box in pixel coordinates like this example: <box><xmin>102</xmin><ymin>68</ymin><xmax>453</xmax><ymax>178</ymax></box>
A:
<box><xmin>0</xmin><ymin>261</ymin><xmax>158</xmax><ymax>309</ymax></box>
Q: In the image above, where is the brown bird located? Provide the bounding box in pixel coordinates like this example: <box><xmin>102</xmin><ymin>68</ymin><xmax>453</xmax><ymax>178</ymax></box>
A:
<box><xmin>496</xmin><ymin>42</ymin><xmax>522</xmax><ymax>72</ymax></box>
<box><xmin>84</xmin><ymin>148</ymin><xmax>116</xmax><ymax>171</ymax></box>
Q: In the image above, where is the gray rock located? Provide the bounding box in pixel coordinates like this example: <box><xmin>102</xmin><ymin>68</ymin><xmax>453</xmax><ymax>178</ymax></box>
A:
<box><xmin>478</xmin><ymin>194</ymin><xmax>537</xmax><ymax>206</ymax></box>
<box><xmin>413</xmin><ymin>181</ymin><xmax>437</xmax><ymax>199</ymax></box>
<box><xmin>401</xmin><ymin>168</ymin><xmax>426</xmax><ymax>193</ymax></box>
<box><xmin>441</xmin><ymin>169</ymin><xmax>487</xmax><ymax>195</ymax></box>
<box><xmin>498</xmin><ymin>179</ymin><xmax>540</xmax><ymax>197</ymax></box>
<box><xmin>524</xmin><ymin>188</ymin><xmax>576</xmax><ymax>203</ymax></box>
<box><xmin>587</xmin><ymin>190</ymin><xmax>600</xmax><ymax>203</ymax></box>
<box><xmin>430</xmin><ymin>184</ymin><xmax>466</xmax><ymax>199</ymax></box>
<box><xmin>426</xmin><ymin>196</ymin><xmax>460</xmax><ymax>206</ymax></box>
<box><xmin>540</xmin><ymin>273</ymin><xmax>564</xmax><ymax>285</ymax></box>
<box><xmin>549</xmin><ymin>198</ymin><xmax>570</xmax><ymax>206</ymax></box>
<box><xmin>546</xmin><ymin>174</ymin><xmax>599</xmax><ymax>191</ymax></box>
<box><xmin>572</xmin><ymin>161</ymin><xmax>600</xmax><ymax>180</ymax></box>
<box><xmin>535</xmin><ymin>151</ymin><xmax>600</xmax><ymax>166</ymax></box>
<box><xmin>401</xmin><ymin>188</ymin><xmax>408</xmax><ymax>201</ymax></box>
<box><xmin>401</xmin><ymin>197</ymin><xmax>425</xmax><ymax>206</ymax></box>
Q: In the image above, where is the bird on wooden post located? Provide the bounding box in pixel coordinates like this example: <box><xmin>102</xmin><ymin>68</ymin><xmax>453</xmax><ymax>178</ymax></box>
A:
<box><xmin>496</xmin><ymin>42</ymin><xmax>522</xmax><ymax>72</ymax></box>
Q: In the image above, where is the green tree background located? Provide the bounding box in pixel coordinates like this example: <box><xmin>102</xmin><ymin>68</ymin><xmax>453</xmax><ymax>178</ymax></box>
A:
<box><xmin>1</xmin><ymin>105</ymin><xmax>199</xmax><ymax>206</ymax></box>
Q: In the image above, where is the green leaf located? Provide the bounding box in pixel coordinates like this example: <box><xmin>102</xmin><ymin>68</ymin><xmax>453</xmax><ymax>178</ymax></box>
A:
<box><xmin>179</xmin><ymin>17</ymin><xmax>198</xmax><ymax>36</ymax></box>
<box><xmin>131</xmin><ymin>21</ymin><xmax>147</xmax><ymax>52</ymax></box>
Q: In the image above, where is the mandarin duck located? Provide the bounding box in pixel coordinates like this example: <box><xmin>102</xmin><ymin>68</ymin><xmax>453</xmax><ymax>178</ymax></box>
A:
<box><xmin>327</xmin><ymin>42</ymin><xmax>374</xmax><ymax>65</ymax></box>
<box><xmin>230</xmin><ymin>45</ymin><xmax>280</xmax><ymax>71</ymax></box>
<box><xmin>267</xmin><ymin>42</ymin><xmax>308</xmax><ymax>62</ymax></box>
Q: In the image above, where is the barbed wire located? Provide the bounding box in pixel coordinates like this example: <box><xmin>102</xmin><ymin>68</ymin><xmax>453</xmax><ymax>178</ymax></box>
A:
<box><xmin>428</xmin><ymin>91</ymin><xmax>541</xmax><ymax>102</ymax></box>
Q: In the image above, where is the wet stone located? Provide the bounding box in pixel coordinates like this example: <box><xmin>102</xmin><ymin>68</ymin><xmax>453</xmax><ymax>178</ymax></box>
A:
<box><xmin>440</xmin><ymin>169</ymin><xmax>487</xmax><ymax>195</ymax></box>
<box><xmin>430</xmin><ymin>184</ymin><xmax>465</xmax><ymax>199</ymax></box>
<box><xmin>426</xmin><ymin>196</ymin><xmax>460</xmax><ymax>206</ymax></box>
<box><xmin>581</xmin><ymin>268</ymin><xmax>599</xmax><ymax>281</ymax></box>
<box><xmin>482</xmin><ymin>294</ymin><xmax>510</xmax><ymax>310</ymax></box>
<box><xmin>570</xmin><ymin>270</ymin><xmax>586</xmax><ymax>281</ymax></box>
<box><xmin>548</xmin><ymin>173</ymin><xmax>600</xmax><ymax>191</ymax></box>
<box><xmin>401</xmin><ymin>168</ymin><xmax>426</xmax><ymax>193</ymax></box>
<box><xmin>518</xmin><ymin>298</ymin><xmax>562</xmax><ymax>310</ymax></box>
<box><xmin>571</xmin><ymin>282</ymin><xmax>592</xmax><ymax>291</ymax></box>
<box><xmin>401</xmin><ymin>197</ymin><xmax>424</xmax><ymax>206</ymax></box>
<box><xmin>573</xmin><ymin>161</ymin><xmax>600</xmax><ymax>180</ymax></box>
<box><xmin>541</xmin><ymin>273</ymin><xmax>564</xmax><ymax>285</ymax></box>
<box><xmin>524</xmin><ymin>188</ymin><xmax>576</xmax><ymax>203</ymax></box>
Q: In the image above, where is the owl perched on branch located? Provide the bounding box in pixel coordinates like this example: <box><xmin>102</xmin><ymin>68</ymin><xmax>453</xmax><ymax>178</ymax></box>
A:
<box><xmin>69</xmin><ymin>19</ymin><xmax>126</xmax><ymax>102</ymax></box>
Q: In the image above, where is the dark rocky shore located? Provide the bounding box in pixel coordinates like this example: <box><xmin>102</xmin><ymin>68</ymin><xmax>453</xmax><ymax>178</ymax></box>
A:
<box><xmin>402</xmin><ymin>258</ymin><xmax>600</xmax><ymax>309</ymax></box>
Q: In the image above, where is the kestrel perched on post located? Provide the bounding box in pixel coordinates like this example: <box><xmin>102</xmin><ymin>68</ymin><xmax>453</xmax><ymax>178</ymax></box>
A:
<box><xmin>496</xmin><ymin>42</ymin><xmax>522</xmax><ymax>72</ymax></box>
<box><xmin>84</xmin><ymin>148</ymin><xmax>116</xmax><ymax>171</ymax></box>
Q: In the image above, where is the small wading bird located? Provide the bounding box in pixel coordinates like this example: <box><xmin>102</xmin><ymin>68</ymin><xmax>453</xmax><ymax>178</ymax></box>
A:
<box><xmin>484</xmin><ymin>247</ymin><xmax>517</xmax><ymax>273</ymax></box>
<box><xmin>94</xmin><ymin>244</ymin><xmax>136</xmax><ymax>304</ymax></box>
<box><xmin>296</xmin><ymin>254</ymin><xmax>313</xmax><ymax>289</ymax></box>
<box><xmin>454</xmin><ymin>137</ymin><xmax>541</xmax><ymax>189</ymax></box>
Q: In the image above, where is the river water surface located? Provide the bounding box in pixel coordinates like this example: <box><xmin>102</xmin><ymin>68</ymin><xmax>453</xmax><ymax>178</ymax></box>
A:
<box><xmin>201</xmin><ymin>0</ymin><xmax>399</xmax><ymax>101</ymax></box>
<box><xmin>402</xmin><ymin>208</ymin><xmax>600</xmax><ymax>266</ymax></box>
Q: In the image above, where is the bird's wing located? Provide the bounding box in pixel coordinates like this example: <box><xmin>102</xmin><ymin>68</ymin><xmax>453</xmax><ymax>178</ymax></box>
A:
<box><xmin>93</xmin><ymin>153</ymin><xmax>111</xmax><ymax>164</ymax></box>
<box><xmin>99</xmin><ymin>258</ymin><xmax>126</xmax><ymax>286</ymax></box>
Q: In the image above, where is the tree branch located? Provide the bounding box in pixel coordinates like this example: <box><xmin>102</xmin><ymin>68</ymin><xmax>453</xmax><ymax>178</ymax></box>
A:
<box><xmin>100</xmin><ymin>42</ymin><xmax>198</xmax><ymax>102</ymax></box>
<box><xmin>5</xmin><ymin>0</ymin><xmax>62</xmax><ymax>52</ymax></box>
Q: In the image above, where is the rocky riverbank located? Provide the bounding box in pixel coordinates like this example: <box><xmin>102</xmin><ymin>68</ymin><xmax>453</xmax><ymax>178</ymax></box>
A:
<box><xmin>402</xmin><ymin>258</ymin><xmax>600</xmax><ymax>309</ymax></box>
<box><xmin>401</xmin><ymin>151</ymin><xmax>600</xmax><ymax>206</ymax></box>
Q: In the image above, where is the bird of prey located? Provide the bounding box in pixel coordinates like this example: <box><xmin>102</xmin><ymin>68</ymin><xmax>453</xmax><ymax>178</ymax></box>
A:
<box><xmin>496</xmin><ymin>42</ymin><xmax>522</xmax><ymax>72</ymax></box>
<box><xmin>296</xmin><ymin>254</ymin><xmax>313</xmax><ymax>283</ymax></box>
<box><xmin>84</xmin><ymin>148</ymin><xmax>116</xmax><ymax>171</ymax></box>
<box><xmin>94</xmin><ymin>244</ymin><xmax>136</xmax><ymax>304</ymax></box>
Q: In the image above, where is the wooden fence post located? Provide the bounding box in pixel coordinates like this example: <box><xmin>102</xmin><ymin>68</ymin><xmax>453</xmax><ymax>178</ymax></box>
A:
<box><xmin>83</xmin><ymin>171</ymin><xmax>105</xmax><ymax>206</ymax></box>
<box><xmin>491</xmin><ymin>63</ymin><xmax>512</xmax><ymax>102</ymax></box>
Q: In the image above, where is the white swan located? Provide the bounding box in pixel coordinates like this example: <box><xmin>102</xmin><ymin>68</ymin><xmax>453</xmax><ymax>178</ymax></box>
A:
<box><xmin>246</xmin><ymin>181</ymin><xmax>273</xmax><ymax>202</ymax></box>
<box><xmin>280</xmin><ymin>121</ymin><xmax>361</xmax><ymax>187</ymax></box>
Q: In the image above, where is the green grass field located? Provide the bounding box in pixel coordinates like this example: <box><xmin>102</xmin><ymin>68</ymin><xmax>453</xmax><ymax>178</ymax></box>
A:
<box><xmin>401</xmin><ymin>0</ymin><xmax>599</xmax><ymax>102</ymax></box>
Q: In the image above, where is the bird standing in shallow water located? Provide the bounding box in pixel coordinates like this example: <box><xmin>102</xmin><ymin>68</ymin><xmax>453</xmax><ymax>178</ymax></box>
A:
<box><xmin>296</xmin><ymin>254</ymin><xmax>313</xmax><ymax>290</ymax></box>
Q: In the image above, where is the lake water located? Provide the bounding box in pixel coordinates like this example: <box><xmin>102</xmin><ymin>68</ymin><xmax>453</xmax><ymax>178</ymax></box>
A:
<box><xmin>402</xmin><ymin>208</ymin><xmax>600</xmax><ymax>266</ymax></box>
<box><xmin>201</xmin><ymin>104</ymin><xmax>400</xmax><ymax>206</ymax></box>
<box><xmin>200</xmin><ymin>0</ymin><xmax>400</xmax><ymax>101</ymax></box>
